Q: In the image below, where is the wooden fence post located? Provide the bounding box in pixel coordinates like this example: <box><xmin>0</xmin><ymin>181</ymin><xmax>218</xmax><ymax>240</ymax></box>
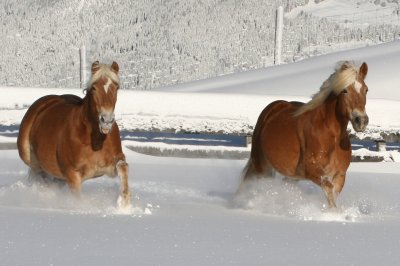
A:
<box><xmin>274</xmin><ymin>6</ymin><xmax>284</xmax><ymax>65</ymax></box>
<box><xmin>80</xmin><ymin>45</ymin><xmax>87</xmax><ymax>89</ymax></box>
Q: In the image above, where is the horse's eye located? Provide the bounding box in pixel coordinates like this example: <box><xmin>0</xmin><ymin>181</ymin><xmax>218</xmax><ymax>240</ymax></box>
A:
<box><xmin>342</xmin><ymin>89</ymin><xmax>348</xmax><ymax>94</ymax></box>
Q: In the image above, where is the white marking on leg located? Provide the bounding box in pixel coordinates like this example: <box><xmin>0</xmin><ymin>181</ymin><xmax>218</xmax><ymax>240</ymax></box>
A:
<box><xmin>321</xmin><ymin>175</ymin><xmax>333</xmax><ymax>183</ymax></box>
<box><xmin>116</xmin><ymin>160</ymin><xmax>131</xmax><ymax>207</ymax></box>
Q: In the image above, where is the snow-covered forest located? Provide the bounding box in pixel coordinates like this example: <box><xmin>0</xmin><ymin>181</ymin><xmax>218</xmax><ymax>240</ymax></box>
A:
<box><xmin>1</xmin><ymin>0</ymin><xmax>400</xmax><ymax>90</ymax></box>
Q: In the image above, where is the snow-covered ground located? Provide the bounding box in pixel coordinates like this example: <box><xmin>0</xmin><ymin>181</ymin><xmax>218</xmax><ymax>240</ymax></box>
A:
<box><xmin>2</xmin><ymin>40</ymin><xmax>400</xmax><ymax>265</ymax></box>
<box><xmin>2</xmin><ymin>146</ymin><xmax>400</xmax><ymax>265</ymax></box>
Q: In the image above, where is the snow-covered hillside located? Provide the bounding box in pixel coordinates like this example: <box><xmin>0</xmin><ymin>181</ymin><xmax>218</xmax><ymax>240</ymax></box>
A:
<box><xmin>288</xmin><ymin>0</ymin><xmax>400</xmax><ymax>24</ymax></box>
<box><xmin>1</xmin><ymin>0</ymin><xmax>399</xmax><ymax>90</ymax></box>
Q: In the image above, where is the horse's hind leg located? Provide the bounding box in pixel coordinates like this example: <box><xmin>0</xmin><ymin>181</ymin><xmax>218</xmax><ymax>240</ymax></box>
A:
<box><xmin>28</xmin><ymin>170</ymin><xmax>66</xmax><ymax>190</ymax></box>
<box><xmin>237</xmin><ymin>157</ymin><xmax>275</xmax><ymax>194</ymax></box>
<box><xmin>27</xmin><ymin>154</ymin><xmax>48</xmax><ymax>186</ymax></box>
<box><xmin>116</xmin><ymin>158</ymin><xmax>131</xmax><ymax>207</ymax></box>
<box><xmin>27</xmin><ymin>168</ymin><xmax>47</xmax><ymax>186</ymax></box>
<box><xmin>64</xmin><ymin>170</ymin><xmax>82</xmax><ymax>196</ymax></box>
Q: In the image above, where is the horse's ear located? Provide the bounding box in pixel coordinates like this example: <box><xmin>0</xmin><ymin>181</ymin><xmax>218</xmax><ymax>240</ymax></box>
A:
<box><xmin>359</xmin><ymin>62</ymin><xmax>368</xmax><ymax>80</ymax></box>
<box><xmin>92</xmin><ymin>61</ymin><xmax>100</xmax><ymax>74</ymax></box>
<box><xmin>111</xmin><ymin>61</ymin><xmax>119</xmax><ymax>74</ymax></box>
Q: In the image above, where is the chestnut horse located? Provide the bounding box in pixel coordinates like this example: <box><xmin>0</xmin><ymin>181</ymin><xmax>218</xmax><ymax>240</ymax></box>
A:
<box><xmin>239</xmin><ymin>61</ymin><xmax>369</xmax><ymax>208</ymax></box>
<box><xmin>17</xmin><ymin>61</ymin><xmax>131</xmax><ymax>207</ymax></box>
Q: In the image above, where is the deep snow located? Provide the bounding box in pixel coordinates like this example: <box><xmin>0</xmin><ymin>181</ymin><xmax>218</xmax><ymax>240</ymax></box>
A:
<box><xmin>1</xmin><ymin>147</ymin><xmax>400</xmax><ymax>265</ymax></box>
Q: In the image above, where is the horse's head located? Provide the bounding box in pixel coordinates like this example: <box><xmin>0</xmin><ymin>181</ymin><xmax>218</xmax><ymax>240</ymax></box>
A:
<box><xmin>337</xmin><ymin>61</ymin><xmax>369</xmax><ymax>132</ymax></box>
<box><xmin>89</xmin><ymin>61</ymin><xmax>120</xmax><ymax>134</ymax></box>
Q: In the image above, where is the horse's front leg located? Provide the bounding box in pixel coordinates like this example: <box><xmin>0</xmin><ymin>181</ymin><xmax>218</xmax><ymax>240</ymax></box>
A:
<box><xmin>321</xmin><ymin>173</ymin><xmax>346</xmax><ymax>209</ymax></box>
<box><xmin>321</xmin><ymin>179</ymin><xmax>337</xmax><ymax>208</ymax></box>
<box><xmin>116</xmin><ymin>157</ymin><xmax>131</xmax><ymax>207</ymax></box>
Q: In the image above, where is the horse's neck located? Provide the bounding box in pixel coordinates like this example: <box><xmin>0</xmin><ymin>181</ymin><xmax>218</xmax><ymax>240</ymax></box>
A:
<box><xmin>82</xmin><ymin>94</ymin><xmax>106</xmax><ymax>151</ymax></box>
<box><xmin>81</xmin><ymin>94</ymin><xmax>94</xmax><ymax>123</ymax></box>
<box><xmin>317</xmin><ymin>94</ymin><xmax>349</xmax><ymax>135</ymax></box>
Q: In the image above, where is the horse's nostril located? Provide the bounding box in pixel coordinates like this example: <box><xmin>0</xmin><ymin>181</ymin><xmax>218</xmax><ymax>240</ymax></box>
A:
<box><xmin>99</xmin><ymin>113</ymin><xmax>115</xmax><ymax>124</ymax></box>
<box><xmin>355</xmin><ymin>116</ymin><xmax>361</xmax><ymax>124</ymax></box>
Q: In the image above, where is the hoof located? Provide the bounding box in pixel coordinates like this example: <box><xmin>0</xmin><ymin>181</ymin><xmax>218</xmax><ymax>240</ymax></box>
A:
<box><xmin>117</xmin><ymin>192</ymin><xmax>132</xmax><ymax>208</ymax></box>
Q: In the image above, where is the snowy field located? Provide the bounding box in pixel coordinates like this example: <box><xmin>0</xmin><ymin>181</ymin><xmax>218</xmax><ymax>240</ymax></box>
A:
<box><xmin>1</xmin><ymin>148</ymin><xmax>400</xmax><ymax>265</ymax></box>
<box><xmin>1</xmin><ymin>41</ymin><xmax>400</xmax><ymax>265</ymax></box>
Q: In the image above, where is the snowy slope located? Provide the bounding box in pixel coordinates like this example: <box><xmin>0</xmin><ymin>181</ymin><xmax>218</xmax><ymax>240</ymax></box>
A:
<box><xmin>287</xmin><ymin>0</ymin><xmax>400</xmax><ymax>25</ymax></box>
<box><xmin>2</xmin><ymin>40</ymin><xmax>399</xmax><ymax>136</ymax></box>
<box><xmin>157</xmin><ymin>40</ymin><xmax>400</xmax><ymax>100</ymax></box>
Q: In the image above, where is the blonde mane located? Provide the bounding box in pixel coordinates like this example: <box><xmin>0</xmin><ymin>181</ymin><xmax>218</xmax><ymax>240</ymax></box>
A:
<box><xmin>89</xmin><ymin>63</ymin><xmax>120</xmax><ymax>88</ymax></box>
<box><xmin>294</xmin><ymin>61</ymin><xmax>360</xmax><ymax>116</ymax></box>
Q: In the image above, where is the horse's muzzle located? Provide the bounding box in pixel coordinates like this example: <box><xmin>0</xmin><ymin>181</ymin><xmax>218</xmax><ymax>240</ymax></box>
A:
<box><xmin>351</xmin><ymin>112</ymin><xmax>369</xmax><ymax>132</ymax></box>
<box><xmin>99</xmin><ymin>112</ymin><xmax>115</xmax><ymax>134</ymax></box>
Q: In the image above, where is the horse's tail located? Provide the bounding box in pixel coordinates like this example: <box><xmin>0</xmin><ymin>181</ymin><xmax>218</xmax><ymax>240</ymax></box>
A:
<box><xmin>237</xmin><ymin>134</ymin><xmax>269</xmax><ymax>194</ymax></box>
<box><xmin>242</xmin><ymin>152</ymin><xmax>274</xmax><ymax>180</ymax></box>
<box><xmin>18</xmin><ymin>111</ymin><xmax>35</xmax><ymax>166</ymax></box>
<box><xmin>238</xmin><ymin>102</ymin><xmax>280</xmax><ymax>192</ymax></box>
<box><xmin>242</xmin><ymin>157</ymin><xmax>257</xmax><ymax>181</ymax></box>
<box><xmin>242</xmin><ymin>105</ymin><xmax>270</xmax><ymax>180</ymax></box>
<box><xmin>17</xmin><ymin>95</ymin><xmax>58</xmax><ymax>166</ymax></box>
<box><xmin>237</xmin><ymin>154</ymin><xmax>276</xmax><ymax>194</ymax></box>
<box><xmin>236</xmin><ymin>158</ymin><xmax>252</xmax><ymax>194</ymax></box>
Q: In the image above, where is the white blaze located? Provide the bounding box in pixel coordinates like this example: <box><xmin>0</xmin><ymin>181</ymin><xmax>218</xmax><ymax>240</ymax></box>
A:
<box><xmin>104</xmin><ymin>78</ymin><xmax>112</xmax><ymax>93</ymax></box>
<box><xmin>354</xmin><ymin>80</ymin><xmax>362</xmax><ymax>93</ymax></box>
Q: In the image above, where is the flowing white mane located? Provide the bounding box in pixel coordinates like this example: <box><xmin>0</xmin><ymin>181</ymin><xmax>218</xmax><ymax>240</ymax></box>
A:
<box><xmin>294</xmin><ymin>61</ymin><xmax>360</xmax><ymax>116</ymax></box>
<box><xmin>89</xmin><ymin>63</ymin><xmax>120</xmax><ymax>87</ymax></box>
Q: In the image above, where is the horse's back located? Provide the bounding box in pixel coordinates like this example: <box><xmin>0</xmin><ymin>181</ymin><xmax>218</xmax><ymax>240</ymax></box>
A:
<box><xmin>17</xmin><ymin>94</ymin><xmax>82</xmax><ymax>167</ymax></box>
<box><xmin>58</xmin><ymin>94</ymin><xmax>84</xmax><ymax>105</ymax></box>
<box><xmin>253</xmin><ymin>100</ymin><xmax>302</xmax><ymax>142</ymax></box>
<box><xmin>252</xmin><ymin>100</ymin><xmax>304</xmax><ymax>177</ymax></box>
